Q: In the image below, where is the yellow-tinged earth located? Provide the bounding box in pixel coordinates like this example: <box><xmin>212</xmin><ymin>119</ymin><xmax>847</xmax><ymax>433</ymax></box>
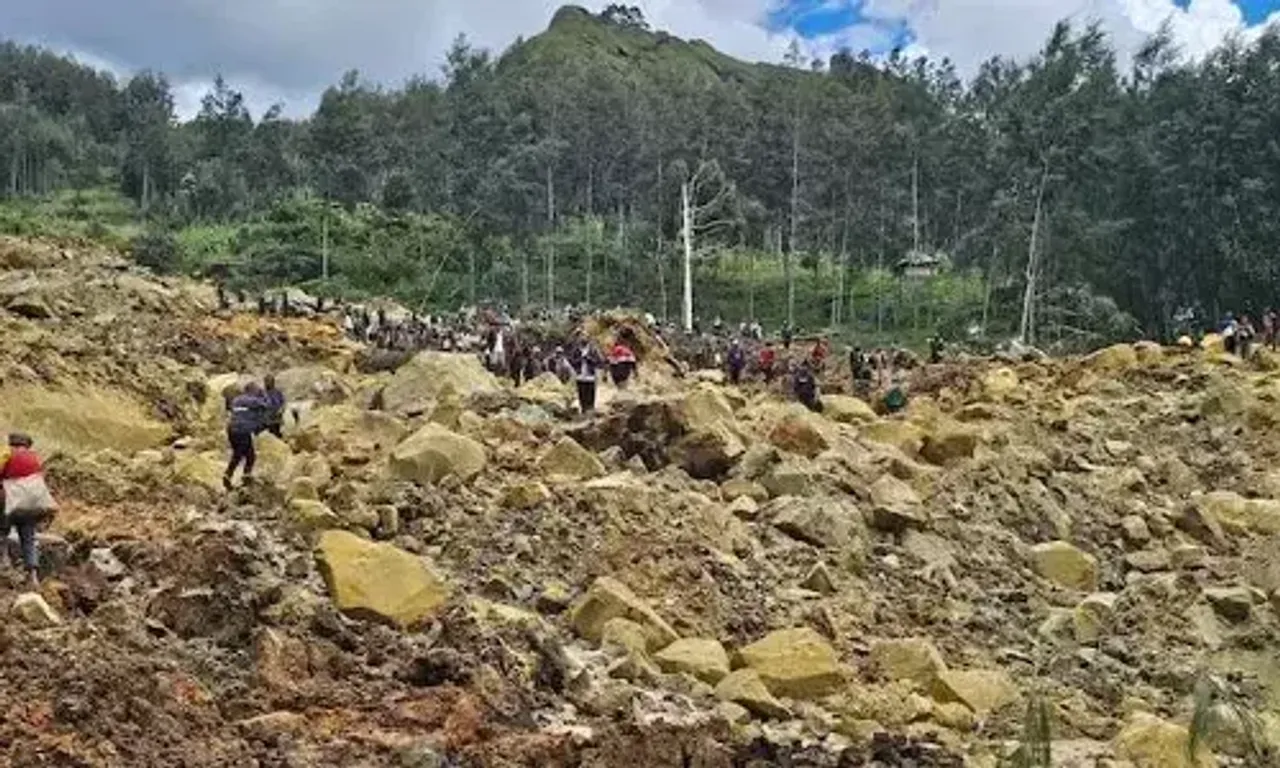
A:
<box><xmin>315</xmin><ymin>530</ymin><xmax>451</xmax><ymax>629</ymax></box>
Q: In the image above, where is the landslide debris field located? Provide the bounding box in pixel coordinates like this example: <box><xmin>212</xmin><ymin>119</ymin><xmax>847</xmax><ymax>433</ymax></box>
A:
<box><xmin>2</xmin><ymin>236</ymin><xmax>1279</xmax><ymax>768</ymax></box>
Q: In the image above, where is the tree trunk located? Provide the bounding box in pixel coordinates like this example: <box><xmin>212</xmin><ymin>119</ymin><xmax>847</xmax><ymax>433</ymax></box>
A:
<box><xmin>787</xmin><ymin>123</ymin><xmax>800</xmax><ymax>329</ymax></box>
<box><xmin>1019</xmin><ymin>158</ymin><xmax>1051</xmax><ymax>345</ymax></box>
<box><xmin>545</xmin><ymin>164</ymin><xmax>556</xmax><ymax>308</ymax></box>
<box><xmin>585</xmin><ymin>219</ymin><xmax>594</xmax><ymax>307</ymax></box>
<box><xmin>142</xmin><ymin>162</ymin><xmax>152</xmax><ymax>214</ymax></box>
<box><xmin>321</xmin><ymin>207</ymin><xmax>330</xmax><ymax>280</ymax></box>
<box><xmin>748</xmin><ymin>236</ymin><xmax>759</xmax><ymax>322</ymax></box>
<box><xmin>521</xmin><ymin>246</ymin><xmax>529</xmax><ymax>308</ymax></box>
<box><xmin>681</xmin><ymin>179</ymin><xmax>694</xmax><ymax>332</ymax></box>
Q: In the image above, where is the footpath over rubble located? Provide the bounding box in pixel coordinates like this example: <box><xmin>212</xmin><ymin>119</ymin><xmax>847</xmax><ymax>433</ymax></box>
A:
<box><xmin>0</xmin><ymin>236</ymin><xmax>1276</xmax><ymax>767</ymax></box>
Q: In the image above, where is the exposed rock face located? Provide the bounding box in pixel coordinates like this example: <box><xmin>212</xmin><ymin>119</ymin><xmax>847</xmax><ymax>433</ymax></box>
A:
<box><xmin>537</xmin><ymin>437</ymin><xmax>606</xmax><ymax>482</ymax></box>
<box><xmin>315</xmin><ymin>530</ymin><xmax>451</xmax><ymax>628</ymax></box>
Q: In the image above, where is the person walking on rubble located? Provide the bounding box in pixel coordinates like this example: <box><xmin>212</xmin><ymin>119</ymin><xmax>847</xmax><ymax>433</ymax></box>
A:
<box><xmin>0</xmin><ymin>433</ymin><xmax>55</xmax><ymax>589</ymax></box>
<box><xmin>572</xmin><ymin>337</ymin><xmax>605</xmax><ymax>415</ymax></box>
<box><xmin>224</xmin><ymin>382</ymin><xmax>270</xmax><ymax>491</ymax></box>
<box><xmin>262</xmin><ymin>374</ymin><xmax>287</xmax><ymax>439</ymax></box>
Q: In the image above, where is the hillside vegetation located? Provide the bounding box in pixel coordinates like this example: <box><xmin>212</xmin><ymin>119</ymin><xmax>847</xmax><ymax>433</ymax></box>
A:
<box><xmin>2</xmin><ymin>6</ymin><xmax>1280</xmax><ymax>345</ymax></box>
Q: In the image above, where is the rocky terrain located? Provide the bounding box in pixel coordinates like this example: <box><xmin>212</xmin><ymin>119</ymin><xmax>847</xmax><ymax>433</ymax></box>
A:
<box><xmin>0</xmin><ymin>236</ymin><xmax>1277</xmax><ymax>767</ymax></box>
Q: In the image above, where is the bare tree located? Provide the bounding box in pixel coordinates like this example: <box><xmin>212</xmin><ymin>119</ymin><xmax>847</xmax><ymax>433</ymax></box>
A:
<box><xmin>677</xmin><ymin>159</ymin><xmax>736</xmax><ymax>331</ymax></box>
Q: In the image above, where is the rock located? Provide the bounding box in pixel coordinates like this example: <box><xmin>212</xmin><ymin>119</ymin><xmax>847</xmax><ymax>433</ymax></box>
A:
<box><xmin>1114</xmin><ymin>712</ymin><xmax>1212</xmax><ymax>767</ymax></box>
<box><xmin>88</xmin><ymin>547</ymin><xmax>126</xmax><ymax>580</ymax></box>
<box><xmin>1030</xmin><ymin>541</ymin><xmax>1099</xmax><ymax>592</ymax></box>
<box><xmin>600</xmin><ymin>617</ymin><xmax>651</xmax><ymax>656</ymax></box>
<box><xmin>769</xmin><ymin>412</ymin><xmax>830</xmax><ymax>458</ymax></box>
<box><xmin>769</xmin><ymin>496</ymin><xmax>864</xmax><ymax>550</ymax></box>
<box><xmin>11</xmin><ymin>592</ymin><xmax>60</xmax><ymax>628</ymax></box>
<box><xmin>871</xmin><ymin>638</ymin><xmax>947</xmax><ymax>687</ymax></box>
<box><xmin>288</xmin><ymin>499</ymin><xmax>342</xmax><ymax>533</ymax></box>
<box><xmin>287</xmin><ymin>476</ymin><xmax>320</xmax><ymax>503</ymax></box>
<box><xmin>1134</xmin><ymin>340</ymin><xmax>1164</xmax><ymax>364</ymax></box>
<box><xmin>862</xmin><ymin>420</ymin><xmax>925</xmax><ymax>457</ymax></box>
<box><xmin>315</xmin><ymin>530</ymin><xmax>451</xmax><ymax>629</ymax></box>
<box><xmin>801</xmin><ymin>563</ymin><xmax>837</xmax><ymax>595</ymax></box>
<box><xmin>389</xmin><ymin>424</ymin><xmax>486</xmax><ymax>485</ymax></box>
<box><xmin>654</xmin><ymin>638</ymin><xmax>731</xmax><ymax>684</ymax></box>
<box><xmin>737</xmin><ymin>627</ymin><xmax>845</xmax><ymax>700</ymax></box>
<box><xmin>296</xmin><ymin>405</ymin><xmax>409</xmax><ymax>453</ymax></box>
<box><xmin>1204</xmin><ymin>586</ymin><xmax>1254</xmax><ymax>623</ymax></box>
<box><xmin>537</xmin><ymin>437</ymin><xmax>606</xmax><ymax>482</ymax></box>
<box><xmin>536</xmin><ymin>581</ymin><xmax>573</xmax><ymax>614</ymax></box>
<box><xmin>866</xmin><ymin>474</ymin><xmax>925</xmax><ymax>532</ymax></box>
<box><xmin>980</xmin><ymin>368</ymin><xmax>1020</xmax><ymax>399</ymax></box>
<box><xmin>381</xmin><ymin>352</ymin><xmax>500</xmax><ymax>415</ymax></box>
<box><xmin>692</xmin><ymin>502</ymin><xmax>754</xmax><ymax>557</ymax></box>
<box><xmin>680</xmin><ymin>386</ymin><xmax>738</xmax><ymax>430</ymax></box>
<box><xmin>721</xmin><ymin>478</ymin><xmax>768</xmax><ymax>503</ymax></box>
<box><xmin>1198</xmin><ymin>491</ymin><xmax>1280</xmax><ymax>536</ymax></box>
<box><xmin>672</xmin><ymin>428</ymin><xmax>744</xmax><ymax>480</ymax></box>
<box><xmin>930</xmin><ymin>668</ymin><xmax>1018</xmax><ymax>715</ymax></box>
<box><xmin>1085</xmin><ymin>343</ymin><xmax>1138</xmax><ymax>371</ymax></box>
<box><xmin>728</xmin><ymin>496</ymin><xmax>760</xmax><ymax>520</ymax></box>
<box><xmin>823</xmin><ymin>395</ymin><xmax>878</xmax><ymax>425</ymax></box>
<box><xmin>762</xmin><ymin>462</ymin><xmax>817</xmax><ymax>498</ymax></box>
<box><xmin>8</xmin><ymin>296</ymin><xmax>54</xmax><ymax>319</ymax></box>
<box><xmin>1171</xmin><ymin>543</ymin><xmax>1207</xmax><ymax>570</ymax></box>
<box><xmin>238</xmin><ymin>711</ymin><xmax>307</xmax><ymax>740</ymax></box>
<box><xmin>569</xmin><ymin>577</ymin><xmax>678</xmax><ymax>651</ymax></box>
<box><xmin>1120</xmin><ymin>516</ymin><xmax>1151</xmax><ymax>547</ymax></box>
<box><xmin>715</xmin><ymin>669</ymin><xmax>791</xmax><ymax>719</ymax></box>
<box><xmin>1073</xmin><ymin>592</ymin><xmax>1119</xmax><ymax>644</ymax></box>
<box><xmin>920</xmin><ymin>424</ymin><xmax>978</xmax><ymax>465</ymax></box>
<box><xmin>502</xmin><ymin>481</ymin><xmax>552</xmax><ymax>511</ymax></box>
<box><xmin>932</xmin><ymin>702</ymin><xmax>977</xmax><ymax>731</ymax></box>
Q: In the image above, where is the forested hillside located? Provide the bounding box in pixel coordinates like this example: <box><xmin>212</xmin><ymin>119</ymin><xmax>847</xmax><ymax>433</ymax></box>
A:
<box><xmin>3</xmin><ymin>4</ymin><xmax>1280</xmax><ymax>345</ymax></box>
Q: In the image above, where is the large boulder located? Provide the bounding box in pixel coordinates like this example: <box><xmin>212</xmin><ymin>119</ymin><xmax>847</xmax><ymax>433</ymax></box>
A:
<box><xmin>0</xmin><ymin>385</ymin><xmax>170</xmax><ymax>456</ymax></box>
<box><xmin>11</xmin><ymin>592</ymin><xmax>61</xmax><ymax>628</ymax></box>
<box><xmin>823</xmin><ymin>395</ymin><xmax>878</xmax><ymax>425</ymax></box>
<box><xmin>861</xmin><ymin>420</ymin><xmax>925</xmax><ymax>457</ymax></box>
<box><xmin>381</xmin><ymin>352</ymin><xmax>500</xmax><ymax>415</ymax></box>
<box><xmin>295</xmin><ymin>405</ymin><xmax>409</xmax><ymax>453</ymax></box>
<box><xmin>871</xmin><ymin>638</ymin><xmax>947</xmax><ymax>687</ymax></box>
<box><xmin>569</xmin><ymin>577</ymin><xmax>678</xmax><ymax>651</ymax></box>
<box><xmin>273</xmin><ymin>365</ymin><xmax>348</xmax><ymax>405</ymax></box>
<box><xmin>715</xmin><ymin>669</ymin><xmax>790</xmax><ymax>719</ymax></box>
<box><xmin>1030</xmin><ymin>541</ymin><xmax>1099</xmax><ymax>592</ymax></box>
<box><xmin>672</xmin><ymin>428</ymin><xmax>745</xmax><ymax>480</ymax></box>
<box><xmin>389</xmin><ymin>424</ymin><xmax>486</xmax><ymax>485</ymax></box>
<box><xmin>537</xmin><ymin>436</ymin><xmax>606</xmax><ymax>482</ymax></box>
<box><xmin>680</xmin><ymin>386</ymin><xmax>737</xmax><ymax>432</ymax></box>
<box><xmin>930</xmin><ymin>668</ymin><xmax>1019</xmax><ymax>715</ymax></box>
<box><xmin>173</xmin><ymin>451</ymin><xmax>226</xmax><ymax>493</ymax></box>
<box><xmin>315</xmin><ymin>530</ymin><xmax>451</xmax><ymax>628</ymax></box>
<box><xmin>769</xmin><ymin>496</ymin><xmax>864</xmax><ymax>549</ymax></box>
<box><xmin>920</xmin><ymin>423</ymin><xmax>979</xmax><ymax>465</ymax></box>
<box><xmin>737</xmin><ymin>627</ymin><xmax>845</xmax><ymax>700</ymax></box>
<box><xmin>1114</xmin><ymin>712</ymin><xmax>1213</xmax><ymax>768</ymax></box>
<box><xmin>769</xmin><ymin>411</ymin><xmax>831</xmax><ymax>459</ymax></box>
<box><xmin>654</xmin><ymin>638</ymin><xmax>731</xmax><ymax>684</ymax></box>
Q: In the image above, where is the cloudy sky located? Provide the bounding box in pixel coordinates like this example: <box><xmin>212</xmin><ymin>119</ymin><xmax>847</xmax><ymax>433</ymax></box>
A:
<box><xmin>3</xmin><ymin>0</ymin><xmax>1279</xmax><ymax>119</ymax></box>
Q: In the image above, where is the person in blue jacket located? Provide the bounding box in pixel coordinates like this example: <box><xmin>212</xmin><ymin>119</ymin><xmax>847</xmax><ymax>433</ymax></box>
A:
<box><xmin>224</xmin><ymin>382</ymin><xmax>270</xmax><ymax>491</ymax></box>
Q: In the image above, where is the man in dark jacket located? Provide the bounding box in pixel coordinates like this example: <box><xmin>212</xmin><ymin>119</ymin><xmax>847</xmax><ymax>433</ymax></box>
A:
<box><xmin>225</xmin><ymin>382</ymin><xmax>269</xmax><ymax>491</ymax></box>
<box><xmin>792</xmin><ymin>360</ymin><xmax>822</xmax><ymax>413</ymax></box>
<box><xmin>726</xmin><ymin>340</ymin><xmax>746</xmax><ymax>385</ymax></box>
<box><xmin>263</xmin><ymin>374</ymin><xmax>286</xmax><ymax>438</ymax></box>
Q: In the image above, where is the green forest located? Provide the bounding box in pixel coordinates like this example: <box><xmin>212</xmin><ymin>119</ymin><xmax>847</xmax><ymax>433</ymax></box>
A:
<box><xmin>1</xmin><ymin>4</ymin><xmax>1278</xmax><ymax>348</ymax></box>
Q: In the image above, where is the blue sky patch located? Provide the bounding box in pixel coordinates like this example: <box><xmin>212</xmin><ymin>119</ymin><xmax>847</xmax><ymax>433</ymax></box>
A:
<box><xmin>1170</xmin><ymin>0</ymin><xmax>1275</xmax><ymax>25</ymax></box>
<box><xmin>766</xmin><ymin>0</ymin><xmax>914</xmax><ymax>53</ymax></box>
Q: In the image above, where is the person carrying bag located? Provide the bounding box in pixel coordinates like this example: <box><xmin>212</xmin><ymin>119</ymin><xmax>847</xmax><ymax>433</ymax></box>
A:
<box><xmin>0</xmin><ymin>432</ymin><xmax>56</xmax><ymax>589</ymax></box>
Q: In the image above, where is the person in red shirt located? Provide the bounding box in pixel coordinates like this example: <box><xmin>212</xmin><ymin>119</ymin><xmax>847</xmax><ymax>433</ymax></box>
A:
<box><xmin>758</xmin><ymin>342</ymin><xmax>777</xmax><ymax>383</ymax></box>
<box><xmin>1</xmin><ymin>433</ymin><xmax>52</xmax><ymax>588</ymax></box>
<box><xmin>608</xmin><ymin>338</ymin><xmax>638</xmax><ymax>389</ymax></box>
